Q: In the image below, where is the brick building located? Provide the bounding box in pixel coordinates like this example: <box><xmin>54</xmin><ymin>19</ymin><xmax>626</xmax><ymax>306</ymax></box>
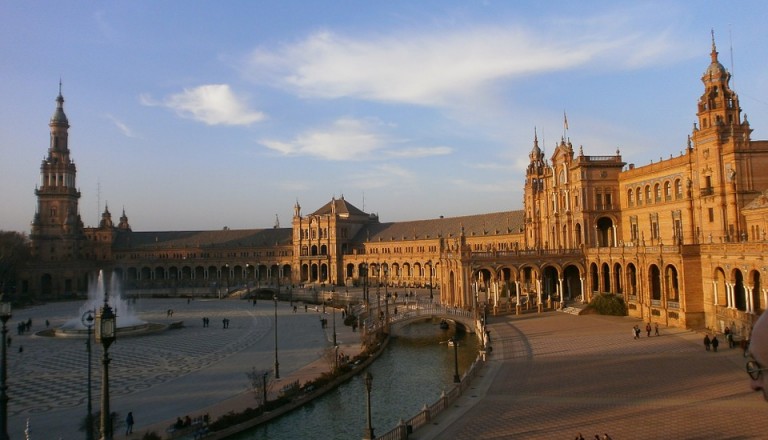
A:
<box><xmin>19</xmin><ymin>37</ymin><xmax>768</xmax><ymax>337</ymax></box>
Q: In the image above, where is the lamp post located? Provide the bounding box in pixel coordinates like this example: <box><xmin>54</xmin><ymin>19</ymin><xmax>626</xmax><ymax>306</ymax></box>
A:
<box><xmin>383</xmin><ymin>266</ymin><xmax>389</xmax><ymax>333</ymax></box>
<box><xmin>225</xmin><ymin>263</ymin><xmax>230</xmax><ymax>299</ymax></box>
<box><xmin>246</xmin><ymin>264</ymin><xmax>250</xmax><ymax>299</ymax></box>
<box><xmin>363</xmin><ymin>372</ymin><xmax>374</xmax><ymax>440</ymax></box>
<box><xmin>427</xmin><ymin>260</ymin><xmax>433</xmax><ymax>303</ymax></box>
<box><xmin>332</xmin><ymin>303</ymin><xmax>337</xmax><ymax>346</ymax></box>
<box><xmin>95</xmin><ymin>296</ymin><xmax>116</xmax><ymax>440</ymax></box>
<box><xmin>0</xmin><ymin>301</ymin><xmax>12</xmax><ymax>440</ymax></box>
<box><xmin>261</xmin><ymin>372</ymin><xmax>268</xmax><ymax>410</ymax></box>
<box><xmin>81</xmin><ymin>309</ymin><xmax>95</xmax><ymax>440</ymax></box>
<box><xmin>361</xmin><ymin>263</ymin><xmax>368</xmax><ymax>308</ymax></box>
<box><xmin>273</xmin><ymin>294</ymin><xmax>280</xmax><ymax>379</ymax></box>
<box><xmin>450</xmin><ymin>336</ymin><xmax>460</xmax><ymax>383</ymax></box>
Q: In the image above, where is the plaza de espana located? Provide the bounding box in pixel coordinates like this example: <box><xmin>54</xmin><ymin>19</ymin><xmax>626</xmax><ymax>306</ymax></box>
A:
<box><xmin>19</xmin><ymin>38</ymin><xmax>768</xmax><ymax>339</ymax></box>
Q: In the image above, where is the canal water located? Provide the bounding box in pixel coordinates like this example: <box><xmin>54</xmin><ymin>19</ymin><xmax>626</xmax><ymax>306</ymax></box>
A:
<box><xmin>231</xmin><ymin>318</ymin><xmax>480</xmax><ymax>440</ymax></box>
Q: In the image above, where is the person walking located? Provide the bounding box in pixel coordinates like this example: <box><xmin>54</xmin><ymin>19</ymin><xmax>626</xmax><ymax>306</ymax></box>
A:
<box><xmin>704</xmin><ymin>334</ymin><xmax>711</xmax><ymax>351</ymax></box>
<box><xmin>654</xmin><ymin>322</ymin><xmax>660</xmax><ymax>336</ymax></box>
<box><xmin>712</xmin><ymin>335</ymin><xmax>720</xmax><ymax>352</ymax></box>
<box><xmin>125</xmin><ymin>411</ymin><xmax>134</xmax><ymax>435</ymax></box>
<box><xmin>646</xmin><ymin>322</ymin><xmax>652</xmax><ymax>337</ymax></box>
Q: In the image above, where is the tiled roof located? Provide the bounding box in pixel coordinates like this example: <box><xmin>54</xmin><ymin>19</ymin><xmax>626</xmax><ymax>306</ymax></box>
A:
<box><xmin>310</xmin><ymin>197</ymin><xmax>368</xmax><ymax>217</ymax></box>
<box><xmin>114</xmin><ymin>228</ymin><xmax>292</xmax><ymax>249</ymax></box>
<box><xmin>353</xmin><ymin>210</ymin><xmax>525</xmax><ymax>242</ymax></box>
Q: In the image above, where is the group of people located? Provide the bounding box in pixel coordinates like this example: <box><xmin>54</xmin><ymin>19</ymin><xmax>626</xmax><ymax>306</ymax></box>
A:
<box><xmin>631</xmin><ymin>322</ymin><xmax>659</xmax><ymax>339</ymax></box>
<box><xmin>703</xmin><ymin>334</ymin><xmax>720</xmax><ymax>352</ymax></box>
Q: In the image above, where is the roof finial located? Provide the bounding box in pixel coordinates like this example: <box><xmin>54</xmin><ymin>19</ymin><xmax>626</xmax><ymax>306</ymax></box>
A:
<box><xmin>710</xmin><ymin>29</ymin><xmax>719</xmax><ymax>63</ymax></box>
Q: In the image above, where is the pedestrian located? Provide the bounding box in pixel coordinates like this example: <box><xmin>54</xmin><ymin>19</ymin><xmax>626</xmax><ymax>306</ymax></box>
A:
<box><xmin>45</xmin><ymin>319</ymin><xmax>50</xmax><ymax>328</ymax></box>
<box><xmin>6</xmin><ymin>336</ymin><xmax>10</xmax><ymax>348</ymax></box>
<box><xmin>704</xmin><ymin>334</ymin><xmax>711</xmax><ymax>351</ymax></box>
<box><xmin>646</xmin><ymin>322</ymin><xmax>652</xmax><ymax>337</ymax></box>
<box><xmin>654</xmin><ymin>322</ymin><xmax>660</xmax><ymax>336</ymax></box>
<box><xmin>712</xmin><ymin>335</ymin><xmax>719</xmax><ymax>352</ymax></box>
<box><xmin>747</xmin><ymin>311</ymin><xmax>768</xmax><ymax>401</ymax></box>
<box><xmin>125</xmin><ymin>411</ymin><xmax>134</xmax><ymax>435</ymax></box>
<box><xmin>18</xmin><ymin>345</ymin><xmax>22</xmax><ymax>354</ymax></box>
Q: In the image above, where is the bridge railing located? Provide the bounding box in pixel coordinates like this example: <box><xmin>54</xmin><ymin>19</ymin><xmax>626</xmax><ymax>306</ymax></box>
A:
<box><xmin>360</xmin><ymin>303</ymin><xmax>473</xmax><ymax>334</ymax></box>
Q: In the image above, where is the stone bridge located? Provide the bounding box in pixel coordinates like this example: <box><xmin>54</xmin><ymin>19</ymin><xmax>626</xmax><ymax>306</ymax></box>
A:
<box><xmin>362</xmin><ymin>303</ymin><xmax>481</xmax><ymax>339</ymax></box>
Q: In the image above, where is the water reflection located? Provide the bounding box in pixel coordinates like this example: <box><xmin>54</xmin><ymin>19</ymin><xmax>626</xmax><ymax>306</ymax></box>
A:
<box><xmin>233</xmin><ymin>318</ymin><xmax>480</xmax><ymax>440</ymax></box>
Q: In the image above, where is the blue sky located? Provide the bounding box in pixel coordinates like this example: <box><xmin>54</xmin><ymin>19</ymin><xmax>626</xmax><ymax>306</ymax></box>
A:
<box><xmin>2</xmin><ymin>1</ymin><xmax>768</xmax><ymax>234</ymax></box>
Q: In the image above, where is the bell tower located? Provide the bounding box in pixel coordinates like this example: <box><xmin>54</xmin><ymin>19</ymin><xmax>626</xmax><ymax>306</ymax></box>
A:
<box><xmin>30</xmin><ymin>85</ymin><xmax>85</xmax><ymax>260</ymax></box>
<box><xmin>692</xmin><ymin>31</ymin><xmax>755</xmax><ymax>242</ymax></box>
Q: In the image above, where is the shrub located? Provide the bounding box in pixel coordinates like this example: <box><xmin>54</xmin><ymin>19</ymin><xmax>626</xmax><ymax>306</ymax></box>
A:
<box><xmin>588</xmin><ymin>294</ymin><xmax>628</xmax><ymax>316</ymax></box>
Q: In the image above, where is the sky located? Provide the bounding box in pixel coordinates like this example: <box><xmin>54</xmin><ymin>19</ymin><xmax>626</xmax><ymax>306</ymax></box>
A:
<box><xmin>2</xmin><ymin>1</ymin><xmax>768</xmax><ymax>234</ymax></box>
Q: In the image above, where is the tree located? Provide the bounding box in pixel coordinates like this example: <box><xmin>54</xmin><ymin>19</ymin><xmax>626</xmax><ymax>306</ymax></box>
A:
<box><xmin>246</xmin><ymin>367</ymin><xmax>274</xmax><ymax>409</ymax></box>
<box><xmin>0</xmin><ymin>231</ymin><xmax>31</xmax><ymax>298</ymax></box>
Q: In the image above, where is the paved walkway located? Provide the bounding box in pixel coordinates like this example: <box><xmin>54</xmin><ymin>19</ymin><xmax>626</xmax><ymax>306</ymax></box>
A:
<box><xmin>8</xmin><ymin>299</ymin><xmax>765</xmax><ymax>439</ymax></box>
<box><xmin>5</xmin><ymin>298</ymin><xmax>362</xmax><ymax>439</ymax></box>
<box><xmin>414</xmin><ymin>312</ymin><xmax>764</xmax><ymax>439</ymax></box>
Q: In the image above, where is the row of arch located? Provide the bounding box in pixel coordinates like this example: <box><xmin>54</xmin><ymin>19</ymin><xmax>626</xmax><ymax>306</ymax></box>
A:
<box><xmin>114</xmin><ymin>263</ymin><xmax>293</xmax><ymax>289</ymax></box>
<box><xmin>626</xmin><ymin>178</ymin><xmax>686</xmax><ymax>207</ymax></box>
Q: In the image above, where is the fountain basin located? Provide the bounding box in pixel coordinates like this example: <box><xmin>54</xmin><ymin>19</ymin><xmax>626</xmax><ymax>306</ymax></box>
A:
<box><xmin>43</xmin><ymin>322</ymin><xmax>169</xmax><ymax>338</ymax></box>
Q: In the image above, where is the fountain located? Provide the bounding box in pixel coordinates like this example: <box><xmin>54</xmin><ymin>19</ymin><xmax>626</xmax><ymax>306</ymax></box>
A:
<box><xmin>53</xmin><ymin>271</ymin><xmax>164</xmax><ymax>337</ymax></box>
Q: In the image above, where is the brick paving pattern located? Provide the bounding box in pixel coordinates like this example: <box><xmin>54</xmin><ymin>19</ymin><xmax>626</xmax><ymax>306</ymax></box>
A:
<box><xmin>416</xmin><ymin>312</ymin><xmax>765</xmax><ymax>439</ymax></box>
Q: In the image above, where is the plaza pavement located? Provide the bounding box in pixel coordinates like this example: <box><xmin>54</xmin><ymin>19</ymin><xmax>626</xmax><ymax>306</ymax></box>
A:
<box><xmin>5</xmin><ymin>297</ymin><xmax>360</xmax><ymax>439</ymax></box>
<box><xmin>8</xmin><ymin>297</ymin><xmax>765</xmax><ymax>439</ymax></box>
<box><xmin>414</xmin><ymin>311</ymin><xmax>766</xmax><ymax>440</ymax></box>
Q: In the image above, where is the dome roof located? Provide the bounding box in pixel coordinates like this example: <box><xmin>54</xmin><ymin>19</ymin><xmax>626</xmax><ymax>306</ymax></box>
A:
<box><xmin>50</xmin><ymin>92</ymin><xmax>69</xmax><ymax>125</ymax></box>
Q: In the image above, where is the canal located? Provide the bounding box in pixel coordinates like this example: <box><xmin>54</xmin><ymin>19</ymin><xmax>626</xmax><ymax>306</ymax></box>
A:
<box><xmin>231</xmin><ymin>318</ymin><xmax>480</xmax><ymax>439</ymax></box>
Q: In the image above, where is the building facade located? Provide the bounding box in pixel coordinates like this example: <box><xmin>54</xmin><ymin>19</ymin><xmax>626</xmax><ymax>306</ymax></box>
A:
<box><xmin>19</xmin><ymin>38</ymin><xmax>768</xmax><ymax>338</ymax></box>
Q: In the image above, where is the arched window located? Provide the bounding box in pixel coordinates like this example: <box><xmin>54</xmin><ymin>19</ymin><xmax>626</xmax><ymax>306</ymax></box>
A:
<box><xmin>675</xmin><ymin>179</ymin><xmax>683</xmax><ymax>199</ymax></box>
<box><xmin>664</xmin><ymin>181</ymin><xmax>672</xmax><ymax>201</ymax></box>
<box><xmin>645</xmin><ymin>185</ymin><xmax>652</xmax><ymax>204</ymax></box>
<box><xmin>627</xmin><ymin>189</ymin><xmax>634</xmax><ymax>207</ymax></box>
<box><xmin>635</xmin><ymin>188</ymin><xmax>642</xmax><ymax>206</ymax></box>
<box><xmin>654</xmin><ymin>183</ymin><xmax>661</xmax><ymax>202</ymax></box>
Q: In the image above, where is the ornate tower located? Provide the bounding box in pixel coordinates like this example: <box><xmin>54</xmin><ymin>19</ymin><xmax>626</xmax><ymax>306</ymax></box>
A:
<box><xmin>523</xmin><ymin>130</ymin><xmax>549</xmax><ymax>249</ymax></box>
<box><xmin>691</xmin><ymin>32</ymin><xmax>761</xmax><ymax>242</ymax></box>
<box><xmin>30</xmin><ymin>86</ymin><xmax>85</xmax><ymax>261</ymax></box>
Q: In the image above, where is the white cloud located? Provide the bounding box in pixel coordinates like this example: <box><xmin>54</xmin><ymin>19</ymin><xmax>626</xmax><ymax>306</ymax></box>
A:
<box><xmin>105</xmin><ymin>114</ymin><xmax>138</xmax><ymax>138</ymax></box>
<box><xmin>141</xmin><ymin>84</ymin><xmax>265</xmax><ymax>126</ymax></box>
<box><xmin>260</xmin><ymin>118</ymin><xmax>387</xmax><ymax>161</ymax></box>
<box><xmin>244</xmin><ymin>24</ymin><xmax>683</xmax><ymax>107</ymax></box>
<box><xmin>387</xmin><ymin>146</ymin><xmax>452</xmax><ymax>158</ymax></box>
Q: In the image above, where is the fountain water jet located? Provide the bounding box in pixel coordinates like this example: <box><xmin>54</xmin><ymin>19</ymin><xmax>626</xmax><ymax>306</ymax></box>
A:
<box><xmin>54</xmin><ymin>271</ymin><xmax>163</xmax><ymax>337</ymax></box>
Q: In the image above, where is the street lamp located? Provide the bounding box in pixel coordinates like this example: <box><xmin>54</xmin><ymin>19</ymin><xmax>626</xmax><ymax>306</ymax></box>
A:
<box><xmin>95</xmin><ymin>296</ymin><xmax>116</xmax><ymax>440</ymax></box>
<box><xmin>363</xmin><ymin>372</ymin><xmax>374</xmax><ymax>440</ymax></box>
<box><xmin>332</xmin><ymin>303</ymin><xmax>337</xmax><ymax>346</ymax></box>
<box><xmin>224</xmin><ymin>263</ymin><xmax>230</xmax><ymax>299</ymax></box>
<box><xmin>81</xmin><ymin>310</ymin><xmax>95</xmax><ymax>440</ymax></box>
<box><xmin>361</xmin><ymin>263</ymin><xmax>368</xmax><ymax>307</ymax></box>
<box><xmin>383</xmin><ymin>266</ymin><xmax>389</xmax><ymax>333</ymax></box>
<box><xmin>246</xmin><ymin>264</ymin><xmax>250</xmax><ymax>299</ymax></box>
<box><xmin>273</xmin><ymin>294</ymin><xmax>280</xmax><ymax>379</ymax></box>
<box><xmin>450</xmin><ymin>336</ymin><xmax>460</xmax><ymax>383</ymax></box>
<box><xmin>427</xmin><ymin>260</ymin><xmax>433</xmax><ymax>303</ymax></box>
<box><xmin>0</xmin><ymin>301</ymin><xmax>11</xmax><ymax>440</ymax></box>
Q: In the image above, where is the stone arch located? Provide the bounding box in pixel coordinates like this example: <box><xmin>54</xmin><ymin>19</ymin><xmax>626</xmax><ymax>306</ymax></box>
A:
<box><xmin>665</xmin><ymin>264</ymin><xmax>680</xmax><ymax>301</ymax></box>
<box><xmin>626</xmin><ymin>263</ymin><xmax>638</xmax><ymax>295</ymax></box>
<box><xmin>733</xmin><ymin>269</ymin><xmax>746</xmax><ymax>311</ymax></box>
<box><xmin>563</xmin><ymin>264</ymin><xmax>582</xmax><ymax>300</ymax></box>
<box><xmin>613</xmin><ymin>262</ymin><xmax>623</xmax><ymax>294</ymax></box>
<box><xmin>749</xmin><ymin>270</ymin><xmax>763</xmax><ymax>312</ymax></box>
<box><xmin>596</xmin><ymin>217</ymin><xmax>615</xmax><ymax>247</ymax></box>
<box><xmin>601</xmin><ymin>262</ymin><xmax>611</xmax><ymax>293</ymax></box>
<box><xmin>590</xmin><ymin>262</ymin><xmax>599</xmax><ymax>295</ymax></box>
<box><xmin>575</xmin><ymin>223</ymin><xmax>582</xmax><ymax>246</ymax></box>
<box><xmin>649</xmin><ymin>264</ymin><xmax>661</xmax><ymax>301</ymax></box>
